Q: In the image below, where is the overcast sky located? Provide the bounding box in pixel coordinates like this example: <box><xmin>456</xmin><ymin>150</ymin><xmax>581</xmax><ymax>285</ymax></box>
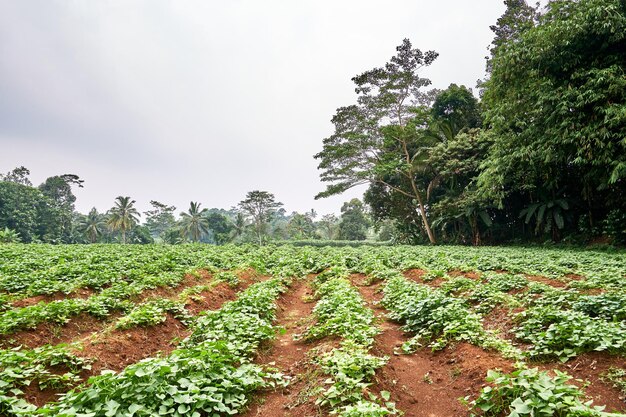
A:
<box><xmin>0</xmin><ymin>0</ymin><xmax>505</xmax><ymax>216</ymax></box>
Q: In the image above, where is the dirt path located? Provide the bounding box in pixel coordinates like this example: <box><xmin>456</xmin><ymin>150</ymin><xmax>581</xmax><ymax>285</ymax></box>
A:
<box><xmin>241</xmin><ymin>277</ymin><xmax>319</xmax><ymax>417</ymax></box>
<box><xmin>351</xmin><ymin>275</ymin><xmax>514</xmax><ymax>417</ymax></box>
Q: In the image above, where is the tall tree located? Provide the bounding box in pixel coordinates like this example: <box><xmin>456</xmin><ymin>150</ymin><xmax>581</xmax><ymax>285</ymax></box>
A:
<box><xmin>144</xmin><ymin>200</ymin><xmax>177</xmax><ymax>239</ymax></box>
<box><xmin>206</xmin><ymin>212</ymin><xmax>233</xmax><ymax>245</ymax></box>
<box><xmin>430</xmin><ymin>84</ymin><xmax>481</xmax><ymax>135</ymax></box>
<box><xmin>38</xmin><ymin>174</ymin><xmax>84</xmax><ymax>211</ymax></box>
<box><xmin>0</xmin><ymin>181</ymin><xmax>63</xmax><ymax>243</ymax></box>
<box><xmin>315</xmin><ymin>39</ymin><xmax>439</xmax><ymax>243</ymax></box>
<box><xmin>426</xmin><ymin>129</ymin><xmax>495</xmax><ymax>245</ymax></box>
<box><xmin>78</xmin><ymin>208</ymin><xmax>106</xmax><ymax>243</ymax></box>
<box><xmin>229</xmin><ymin>212</ymin><xmax>247</xmax><ymax>241</ymax></box>
<box><xmin>287</xmin><ymin>212</ymin><xmax>315</xmax><ymax>239</ymax></box>
<box><xmin>107</xmin><ymin>196</ymin><xmax>140</xmax><ymax>244</ymax></box>
<box><xmin>317</xmin><ymin>213</ymin><xmax>339</xmax><ymax>240</ymax></box>
<box><xmin>0</xmin><ymin>166</ymin><xmax>32</xmax><ymax>186</ymax></box>
<box><xmin>485</xmin><ymin>0</ymin><xmax>538</xmax><ymax>75</ymax></box>
<box><xmin>338</xmin><ymin>199</ymin><xmax>370</xmax><ymax>241</ymax></box>
<box><xmin>180</xmin><ymin>201</ymin><xmax>209</xmax><ymax>243</ymax></box>
<box><xmin>38</xmin><ymin>174</ymin><xmax>84</xmax><ymax>242</ymax></box>
<box><xmin>238</xmin><ymin>191</ymin><xmax>283</xmax><ymax>245</ymax></box>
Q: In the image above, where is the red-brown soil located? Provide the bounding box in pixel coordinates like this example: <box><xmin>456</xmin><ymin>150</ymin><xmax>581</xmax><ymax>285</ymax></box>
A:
<box><xmin>482</xmin><ymin>306</ymin><xmax>524</xmax><ymax>343</ymax></box>
<box><xmin>78</xmin><ymin>314</ymin><xmax>189</xmax><ymax>375</ymax></box>
<box><xmin>491</xmin><ymin>270</ymin><xmax>569</xmax><ymax>289</ymax></box>
<box><xmin>21</xmin><ymin>384</ymin><xmax>64</xmax><ymax>407</ymax></box>
<box><xmin>403</xmin><ymin>268</ymin><xmax>427</xmax><ymax>281</ymax></box>
<box><xmin>137</xmin><ymin>269</ymin><xmax>213</xmax><ymax>300</ymax></box>
<box><xmin>11</xmin><ymin>288</ymin><xmax>94</xmax><ymax>308</ymax></box>
<box><xmin>19</xmin><ymin>363</ymin><xmax>93</xmax><ymax>407</ymax></box>
<box><xmin>403</xmin><ymin>269</ymin><xmax>447</xmax><ymax>287</ymax></box>
<box><xmin>564</xmin><ymin>273</ymin><xmax>585</xmax><ymax>281</ymax></box>
<box><xmin>0</xmin><ymin>270</ymin><xmax>216</xmax><ymax>349</ymax></box>
<box><xmin>356</xmin><ymin>275</ymin><xmax>625</xmax><ymax>415</ymax></box>
<box><xmin>525</xmin><ymin>274</ymin><xmax>567</xmax><ymax>288</ymax></box>
<box><xmin>240</xmin><ymin>278</ymin><xmax>321</xmax><ymax>417</ymax></box>
<box><xmin>355</xmin><ymin>277</ymin><xmax>516</xmax><ymax>417</ymax></box>
<box><xmin>184</xmin><ymin>281</ymin><xmax>242</xmax><ymax>315</ymax></box>
<box><xmin>0</xmin><ymin>313</ymin><xmax>111</xmax><ymax>349</ymax></box>
<box><xmin>449</xmin><ymin>269</ymin><xmax>481</xmax><ymax>280</ymax></box>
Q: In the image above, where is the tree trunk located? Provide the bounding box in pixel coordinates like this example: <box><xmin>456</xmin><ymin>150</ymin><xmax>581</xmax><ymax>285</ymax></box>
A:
<box><xmin>472</xmin><ymin>215</ymin><xmax>481</xmax><ymax>246</ymax></box>
<box><xmin>411</xmin><ymin>186</ymin><xmax>436</xmax><ymax>244</ymax></box>
<box><xmin>122</xmin><ymin>230</ymin><xmax>126</xmax><ymax>244</ymax></box>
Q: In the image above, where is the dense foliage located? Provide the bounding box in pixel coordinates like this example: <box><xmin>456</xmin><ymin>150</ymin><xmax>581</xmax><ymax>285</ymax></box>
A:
<box><xmin>316</xmin><ymin>0</ymin><xmax>626</xmax><ymax>245</ymax></box>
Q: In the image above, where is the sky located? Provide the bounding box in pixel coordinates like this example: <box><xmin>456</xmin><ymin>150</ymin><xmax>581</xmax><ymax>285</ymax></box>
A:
<box><xmin>0</xmin><ymin>0</ymin><xmax>506</xmax><ymax>216</ymax></box>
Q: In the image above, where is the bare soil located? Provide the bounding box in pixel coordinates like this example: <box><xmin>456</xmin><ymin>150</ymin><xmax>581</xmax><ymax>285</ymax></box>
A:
<box><xmin>240</xmin><ymin>277</ymin><xmax>321</xmax><ymax>417</ymax></box>
<box><xmin>78</xmin><ymin>314</ymin><xmax>188</xmax><ymax>375</ymax></box>
<box><xmin>525</xmin><ymin>274</ymin><xmax>567</xmax><ymax>288</ymax></box>
<box><xmin>448</xmin><ymin>269</ymin><xmax>481</xmax><ymax>280</ymax></box>
<box><xmin>8</xmin><ymin>269</ymin><xmax>626</xmax><ymax>415</ymax></box>
<box><xmin>78</xmin><ymin>279</ymin><xmax>255</xmax><ymax>376</ymax></box>
<box><xmin>0</xmin><ymin>313</ymin><xmax>112</xmax><ymax>349</ymax></box>
<box><xmin>353</xmin><ymin>277</ymin><xmax>515</xmax><ymax>417</ymax></box>
<box><xmin>482</xmin><ymin>306</ymin><xmax>524</xmax><ymax>343</ymax></box>
<box><xmin>11</xmin><ymin>288</ymin><xmax>94</xmax><ymax>309</ymax></box>
<box><xmin>403</xmin><ymin>269</ymin><xmax>447</xmax><ymax>287</ymax></box>
<box><xmin>0</xmin><ymin>270</ymin><xmax>215</xmax><ymax>349</ymax></box>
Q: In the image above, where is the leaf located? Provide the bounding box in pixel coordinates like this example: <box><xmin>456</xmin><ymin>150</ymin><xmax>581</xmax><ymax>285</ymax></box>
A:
<box><xmin>511</xmin><ymin>397</ymin><xmax>532</xmax><ymax>414</ymax></box>
<box><xmin>478</xmin><ymin>210</ymin><xmax>493</xmax><ymax>227</ymax></box>
<box><xmin>553</xmin><ymin>211</ymin><xmax>564</xmax><ymax>230</ymax></box>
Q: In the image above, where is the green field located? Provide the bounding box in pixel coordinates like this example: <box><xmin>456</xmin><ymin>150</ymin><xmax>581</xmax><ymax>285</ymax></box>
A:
<box><xmin>1</xmin><ymin>244</ymin><xmax>625</xmax><ymax>416</ymax></box>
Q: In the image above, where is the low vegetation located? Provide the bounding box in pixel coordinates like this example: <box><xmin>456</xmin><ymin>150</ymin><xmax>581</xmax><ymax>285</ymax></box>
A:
<box><xmin>0</xmin><ymin>244</ymin><xmax>623</xmax><ymax>416</ymax></box>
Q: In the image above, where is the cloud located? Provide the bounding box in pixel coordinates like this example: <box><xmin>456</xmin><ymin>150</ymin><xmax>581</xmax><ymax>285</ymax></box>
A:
<box><xmin>0</xmin><ymin>0</ymin><xmax>504</xmax><ymax>214</ymax></box>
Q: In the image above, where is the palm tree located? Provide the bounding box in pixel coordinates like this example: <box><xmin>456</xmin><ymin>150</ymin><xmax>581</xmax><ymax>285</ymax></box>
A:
<box><xmin>107</xmin><ymin>196</ymin><xmax>140</xmax><ymax>244</ymax></box>
<box><xmin>229</xmin><ymin>212</ymin><xmax>247</xmax><ymax>241</ymax></box>
<box><xmin>79</xmin><ymin>207</ymin><xmax>106</xmax><ymax>243</ymax></box>
<box><xmin>180</xmin><ymin>201</ymin><xmax>209</xmax><ymax>242</ymax></box>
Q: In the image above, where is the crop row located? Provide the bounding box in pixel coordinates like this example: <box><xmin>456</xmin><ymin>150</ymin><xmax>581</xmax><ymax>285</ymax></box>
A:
<box><xmin>2</xmin><ymin>277</ymin><xmax>288</xmax><ymax>416</ymax></box>
<box><xmin>299</xmin><ymin>269</ymin><xmax>397</xmax><ymax>416</ymax></box>
<box><xmin>2</xmin><ymin>244</ymin><xmax>625</xmax><ymax>299</ymax></box>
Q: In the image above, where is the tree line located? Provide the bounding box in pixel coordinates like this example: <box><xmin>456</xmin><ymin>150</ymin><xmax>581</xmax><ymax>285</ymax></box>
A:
<box><xmin>0</xmin><ymin>167</ymin><xmax>375</xmax><ymax>244</ymax></box>
<box><xmin>315</xmin><ymin>0</ymin><xmax>626</xmax><ymax>245</ymax></box>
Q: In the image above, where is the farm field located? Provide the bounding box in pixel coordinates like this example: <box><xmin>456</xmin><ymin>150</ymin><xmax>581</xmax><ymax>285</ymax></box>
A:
<box><xmin>0</xmin><ymin>244</ymin><xmax>625</xmax><ymax>417</ymax></box>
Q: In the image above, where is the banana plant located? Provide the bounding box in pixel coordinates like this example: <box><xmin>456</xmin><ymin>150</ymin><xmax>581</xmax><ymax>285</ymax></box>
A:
<box><xmin>519</xmin><ymin>196</ymin><xmax>569</xmax><ymax>239</ymax></box>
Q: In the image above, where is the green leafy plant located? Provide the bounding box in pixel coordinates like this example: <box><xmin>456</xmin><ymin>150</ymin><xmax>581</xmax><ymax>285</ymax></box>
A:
<box><xmin>469</xmin><ymin>368</ymin><xmax>611</xmax><ymax>417</ymax></box>
<box><xmin>514</xmin><ymin>307</ymin><xmax>626</xmax><ymax>361</ymax></box>
<box><xmin>115</xmin><ymin>298</ymin><xmax>192</xmax><ymax>329</ymax></box>
<box><xmin>39</xmin><ymin>279</ymin><xmax>288</xmax><ymax>417</ymax></box>
<box><xmin>0</xmin><ymin>228</ymin><xmax>21</xmax><ymax>244</ymax></box>
<box><xmin>315</xmin><ymin>344</ymin><xmax>389</xmax><ymax>410</ymax></box>
<box><xmin>214</xmin><ymin>270</ymin><xmax>240</xmax><ymax>287</ymax></box>
<box><xmin>0</xmin><ymin>345</ymin><xmax>91</xmax><ymax>416</ymax></box>
<box><xmin>601</xmin><ymin>367</ymin><xmax>626</xmax><ymax>400</ymax></box>
<box><xmin>382</xmin><ymin>276</ymin><xmax>520</xmax><ymax>357</ymax></box>
<box><xmin>301</xmin><ymin>278</ymin><xmax>379</xmax><ymax>347</ymax></box>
